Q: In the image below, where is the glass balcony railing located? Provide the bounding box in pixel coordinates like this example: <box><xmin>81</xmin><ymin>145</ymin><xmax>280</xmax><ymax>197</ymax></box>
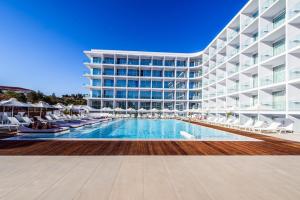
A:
<box><xmin>227</xmin><ymin>86</ymin><xmax>239</xmax><ymax>93</ymax></box>
<box><xmin>228</xmin><ymin>48</ymin><xmax>239</xmax><ymax>58</ymax></box>
<box><xmin>289</xmin><ymin>2</ymin><xmax>300</xmax><ymax>19</ymax></box>
<box><xmin>241</xmin><ymin>15</ymin><xmax>257</xmax><ymax>30</ymax></box>
<box><xmin>240</xmin><ymin>61</ymin><xmax>255</xmax><ymax>71</ymax></box>
<box><xmin>261</xmin><ymin>0</ymin><xmax>278</xmax><ymax>13</ymax></box>
<box><xmin>261</xmin><ymin>100</ymin><xmax>286</xmax><ymax>111</ymax></box>
<box><xmin>227</xmin><ymin>66</ymin><xmax>239</xmax><ymax>76</ymax></box>
<box><xmin>260</xmin><ymin>72</ymin><xmax>285</xmax><ymax>86</ymax></box>
<box><xmin>289</xmin><ymin>35</ymin><xmax>300</xmax><ymax>49</ymax></box>
<box><xmin>209</xmin><ymin>93</ymin><xmax>216</xmax><ymax>98</ymax></box>
<box><xmin>289</xmin><ymin>67</ymin><xmax>300</xmax><ymax>80</ymax></box>
<box><xmin>228</xmin><ymin>31</ymin><xmax>239</xmax><ymax>41</ymax></box>
<box><xmin>261</xmin><ymin>19</ymin><xmax>285</xmax><ymax>38</ymax></box>
<box><xmin>289</xmin><ymin>100</ymin><xmax>300</xmax><ymax>111</ymax></box>
<box><xmin>217</xmin><ymin>74</ymin><xmax>225</xmax><ymax>81</ymax></box>
<box><xmin>240</xmin><ymin>81</ymin><xmax>258</xmax><ymax>91</ymax></box>
<box><xmin>261</xmin><ymin>46</ymin><xmax>285</xmax><ymax>62</ymax></box>
<box><xmin>216</xmin><ymin>90</ymin><xmax>225</xmax><ymax>96</ymax></box>
<box><xmin>209</xmin><ymin>78</ymin><xmax>216</xmax><ymax>84</ymax></box>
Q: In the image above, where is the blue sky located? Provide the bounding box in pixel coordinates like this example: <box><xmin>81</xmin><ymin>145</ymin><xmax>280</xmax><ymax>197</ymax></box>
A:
<box><xmin>0</xmin><ymin>0</ymin><xmax>248</xmax><ymax>96</ymax></box>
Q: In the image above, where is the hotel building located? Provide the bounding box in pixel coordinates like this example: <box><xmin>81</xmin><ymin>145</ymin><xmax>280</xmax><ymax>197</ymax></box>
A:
<box><xmin>84</xmin><ymin>0</ymin><xmax>300</xmax><ymax>129</ymax></box>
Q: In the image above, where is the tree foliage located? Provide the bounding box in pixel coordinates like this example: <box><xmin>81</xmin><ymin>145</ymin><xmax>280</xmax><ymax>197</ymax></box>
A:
<box><xmin>0</xmin><ymin>90</ymin><xmax>86</xmax><ymax>105</ymax></box>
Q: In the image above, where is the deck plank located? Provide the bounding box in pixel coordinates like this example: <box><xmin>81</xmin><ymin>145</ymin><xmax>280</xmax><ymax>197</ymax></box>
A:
<box><xmin>0</xmin><ymin>121</ymin><xmax>300</xmax><ymax>155</ymax></box>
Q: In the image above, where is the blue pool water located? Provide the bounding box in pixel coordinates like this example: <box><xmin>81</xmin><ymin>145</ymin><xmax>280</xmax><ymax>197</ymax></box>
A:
<box><xmin>8</xmin><ymin>119</ymin><xmax>257</xmax><ymax>141</ymax></box>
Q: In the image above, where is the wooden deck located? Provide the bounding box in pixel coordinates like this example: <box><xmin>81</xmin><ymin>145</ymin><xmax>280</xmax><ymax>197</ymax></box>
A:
<box><xmin>0</xmin><ymin>120</ymin><xmax>300</xmax><ymax>155</ymax></box>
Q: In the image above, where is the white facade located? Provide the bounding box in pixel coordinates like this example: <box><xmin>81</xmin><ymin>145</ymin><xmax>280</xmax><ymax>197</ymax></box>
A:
<box><xmin>84</xmin><ymin>0</ymin><xmax>300</xmax><ymax>129</ymax></box>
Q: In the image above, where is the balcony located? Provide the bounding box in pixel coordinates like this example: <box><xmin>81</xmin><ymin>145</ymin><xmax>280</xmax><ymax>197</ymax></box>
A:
<box><xmin>240</xmin><ymin>81</ymin><xmax>258</xmax><ymax>91</ymax></box>
<box><xmin>227</xmin><ymin>66</ymin><xmax>239</xmax><ymax>76</ymax></box>
<box><xmin>227</xmin><ymin>86</ymin><xmax>239</xmax><ymax>94</ymax></box>
<box><xmin>289</xmin><ymin>100</ymin><xmax>300</xmax><ymax>111</ymax></box>
<box><xmin>216</xmin><ymin>90</ymin><xmax>225</xmax><ymax>96</ymax></box>
<box><xmin>261</xmin><ymin>0</ymin><xmax>278</xmax><ymax>13</ymax></box>
<box><xmin>260</xmin><ymin>44</ymin><xmax>285</xmax><ymax>62</ymax></box>
<box><xmin>289</xmin><ymin>35</ymin><xmax>300</xmax><ymax>49</ymax></box>
<box><xmin>260</xmin><ymin>72</ymin><xmax>285</xmax><ymax>86</ymax></box>
<box><xmin>228</xmin><ymin>31</ymin><xmax>239</xmax><ymax>42</ymax></box>
<box><xmin>288</xmin><ymin>2</ymin><xmax>300</xmax><ymax>19</ymax></box>
<box><xmin>241</xmin><ymin>15</ymin><xmax>257</xmax><ymax>30</ymax></box>
<box><xmin>261</xmin><ymin>100</ymin><xmax>286</xmax><ymax>111</ymax></box>
<box><xmin>289</xmin><ymin>67</ymin><xmax>300</xmax><ymax>80</ymax></box>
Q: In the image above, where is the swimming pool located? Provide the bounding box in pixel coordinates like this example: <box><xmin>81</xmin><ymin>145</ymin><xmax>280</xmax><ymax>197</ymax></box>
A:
<box><xmin>8</xmin><ymin>119</ymin><xmax>258</xmax><ymax>141</ymax></box>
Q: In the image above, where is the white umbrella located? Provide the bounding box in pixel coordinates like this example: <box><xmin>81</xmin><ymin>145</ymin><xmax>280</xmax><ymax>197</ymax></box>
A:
<box><xmin>101</xmin><ymin>107</ymin><xmax>113</xmax><ymax>112</ymax></box>
<box><xmin>34</xmin><ymin>101</ymin><xmax>51</xmax><ymax>117</ymax></box>
<box><xmin>0</xmin><ymin>98</ymin><xmax>28</xmax><ymax>116</ymax></box>
<box><xmin>114</xmin><ymin>107</ymin><xmax>124</xmax><ymax>112</ymax></box>
<box><xmin>54</xmin><ymin>103</ymin><xmax>65</xmax><ymax>109</ymax></box>
<box><xmin>151</xmin><ymin>108</ymin><xmax>158</xmax><ymax>112</ymax></box>
<box><xmin>138</xmin><ymin>108</ymin><xmax>146</xmax><ymax>112</ymax></box>
<box><xmin>127</xmin><ymin>108</ymin><xmax>136</xmax><ymax>112</ymax></box>
<box><xmin>162</xmin><ymin>108</ymin><xmax>171</xmax><ymax>112</ymax></box>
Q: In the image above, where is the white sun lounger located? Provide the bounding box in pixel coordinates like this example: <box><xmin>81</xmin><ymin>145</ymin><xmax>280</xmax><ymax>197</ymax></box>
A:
<box><xmin>238</xmin><ymin>119</ymin><xmax>253</xmax><ymax>129</ymax></box>
<box><xmin>255</xmin><ymin>122</ymin><xmax>281</xmax><ymax>133</ymax></box>
<box><xmin>278</xmin><ymin>123</ymin><xmax>294</xmax><ymax>134</ymax></box>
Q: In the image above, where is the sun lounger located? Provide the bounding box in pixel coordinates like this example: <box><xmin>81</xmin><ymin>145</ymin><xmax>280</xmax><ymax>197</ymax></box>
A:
<box><xmin>7</xmin><ymin>117</ymin><xmax>28</xmax><ymax>126</ymax></box>
<box><xmin>18</xmin><ymin>126</ymin><xmax>69</xmax><ymax>133</ymax></box>
<box><xmin>278</xmin><ymin>123</ymin><xmax>294</xmax><ymax>134</ymax></box>
<box><xmin>238</xmin><ymin>119</ymin><xmax>253</xmax><ymax>129</ymax></box>
<box><xmin>255</xmin><ymin>122</ymin><xmax>281</xmax><ymax>133</ymax></box>
<box><xmin>248</xmin><ymin>121</ymin><xmax>264</xmax><ymax>132</ymax></box>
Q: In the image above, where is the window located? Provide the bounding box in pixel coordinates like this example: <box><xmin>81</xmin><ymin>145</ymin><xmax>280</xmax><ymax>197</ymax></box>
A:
<box><xmin>140</xmin><ymin>80</ymin><xmax>151</xmax><ymax>88</ymax></box>
<box><xmin>92</xmin><ymin>79</ymin><xmax>101</xmax><ymax>86</ymax></box>
<box><xmin>273</xmin><ymin>10</ymin><xmax>285</xmax><ymax>29</ymax></box>
<box><xmin>141</xmin><ymin>59</ymin><xmax>152</xmax><ymax>65</ymax></box>
<box><xmin>92</xmin><ymin>68</ymin><xmax>101</xmax><ymax>75</ymax></box>
<box><xmin>164</xmin><ymin>92</ymin><xmax>174</xmax><ymax>99</ymax></box>
<box><xmin>92</xmin><ymin>90</ymin><xmax>101</xmax><ymax>98</ymax></box>
<box><xmin>128</xmin><ymin>69</ymin><xmax>139</xmax><ymax>76</ymax></box>
<box><xmin>128</xmin><ymin>58</ymin><xmax>139</xmax><ymax>65</ymax></box>
<box><xmin>116</xmin><ymin>90</ymin><xmax>126</xmax><ymax>98</ymax></box>
<box><xmin>103</xmin><ymin>79</ymin><xmax>114</xmax><ymax>87</ymax></box>
<box><xmin>128</xmin><ymin>91</ymin><xmax>139</xmax><ymax>99</ymax></box>
<box><xmin>140</xmin><ymin>91</ymin><xmax>151</xmax><ymax>99</ymax></box>
<box><xmin>152</xmin><ymin>81</ymin><xmax>162</xmax><ymax>88</ymax></box>
<box><xmin>176</xmin><ymin>71</ymin><xmax>186</xmax><ymax>78</ymax></box>
<box><xmin>152</xmin><ymin>91</ymin><xmax>162</xmax><ymax>99</ymax></box>
<box><xmin>176</xmin><ymin>60</ymin><xmax>186</xmax><ymax>67</ymax></box>
<box><xmin>153</xmin><ymin>59</ymin><xmax>163</xmax><ymax>66</ymax></box>
<box><xmin>116</xmin><ymin>101</ymin><xmax>126</xmax><ymax>109</ymax></box>
<box><xmin>273</xmin><ymin>64</ymin><xmax>285</xmax><ymax>83</ymax></box>
<box><xmin>103</xmin><ymin>90</ymin><xmax>113</xmax><ymax>98</ymax></box>
<box><xmin>152</xmin><ymin>70</ymin><xmax>162</xmax><ymax>77</ymax></box>
<box><xmin>176</xmin><ymin>92</ymin><xmax>186</xmax><ymax>100</ymax></box>
<box><xmin>128</xmin><ymin>102</ymin><xmax>138</xmax><ymax>110</ymax></box>
<box><xmin>273</xmin><ymin>38</ymin><xmax>285</xmax><ymax>56</ymax></box>
<box><xmin>176</xmin><ymin>82</ymin><xmax>186</xmax><ymax>89</ymax></box>
<box><xmin>164</xmin><ymin>81</ymin><xmax>174</xmax><ymax>88</ymax></box>
<box><xmin>103</xmin><ymin>57</ymin><xmax>114</xmax><ymax>64</ymax></box>
<box><xmin>164</xmin><ymin>71</ymin><xmax>174</xmax><ymax>77</ymax></box>
<box><xmin>165</xmin><ymin>60</ymin><xmax>175</xmax><ymax>66</ymax></box>
<box><xmin>128</xmin><ymin>80</ymin><xmax>139</xmax><ymax>87</ymax></box>
<box><xmin>140</xmin><ymin>102</ymin><xmax>151</xmax><ymax>109</ymax></box>
<box><xmin>141</xmin><ymin>70</ymin><xmax>151</xmax><ymax>77</ymax></box>
<box><xmin>116</xmin><ymin>68</ymin><xmax>126</xmax><ymax>76</ymax></box>
<box><xmin>116</xmin><ymin>80</ymin><xmax>126</xmax><ymax>87</ymax></box>
<box><xmin>164</xmin><ymin>102</ymin><xmax>174</xmax><ymax>110</ymax></box>
<box><xmin>92</xmin><ymin>57</ymin><xmax>102</xmax><ymax>64</ymax></box>
<box><xmin>103</xmin><ymin>68</ymin><xmax>114</xmax><ymax>75</ymax></box>
<box><xmin>152</xmin><ymin>102</ymin><xmax>162</xmax><ymax>109</ymax></box>
<box><xmin>116</xmin><ymin>58</ymin><xmax>127</xmax><ymax>64</ymax></box>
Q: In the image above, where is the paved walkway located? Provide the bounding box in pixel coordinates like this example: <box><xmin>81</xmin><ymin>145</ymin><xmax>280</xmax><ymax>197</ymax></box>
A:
<box><xmin>0</xmin><ymin>156</ymin><xmax>299</xmax><ymax>200</ymax></box>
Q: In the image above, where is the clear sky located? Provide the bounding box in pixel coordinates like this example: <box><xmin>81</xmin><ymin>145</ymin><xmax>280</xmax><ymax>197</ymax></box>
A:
<box><xmin>0</xmin><ymin>0</ymin><xmax>248</xmax><ymax>96</ymax></box>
